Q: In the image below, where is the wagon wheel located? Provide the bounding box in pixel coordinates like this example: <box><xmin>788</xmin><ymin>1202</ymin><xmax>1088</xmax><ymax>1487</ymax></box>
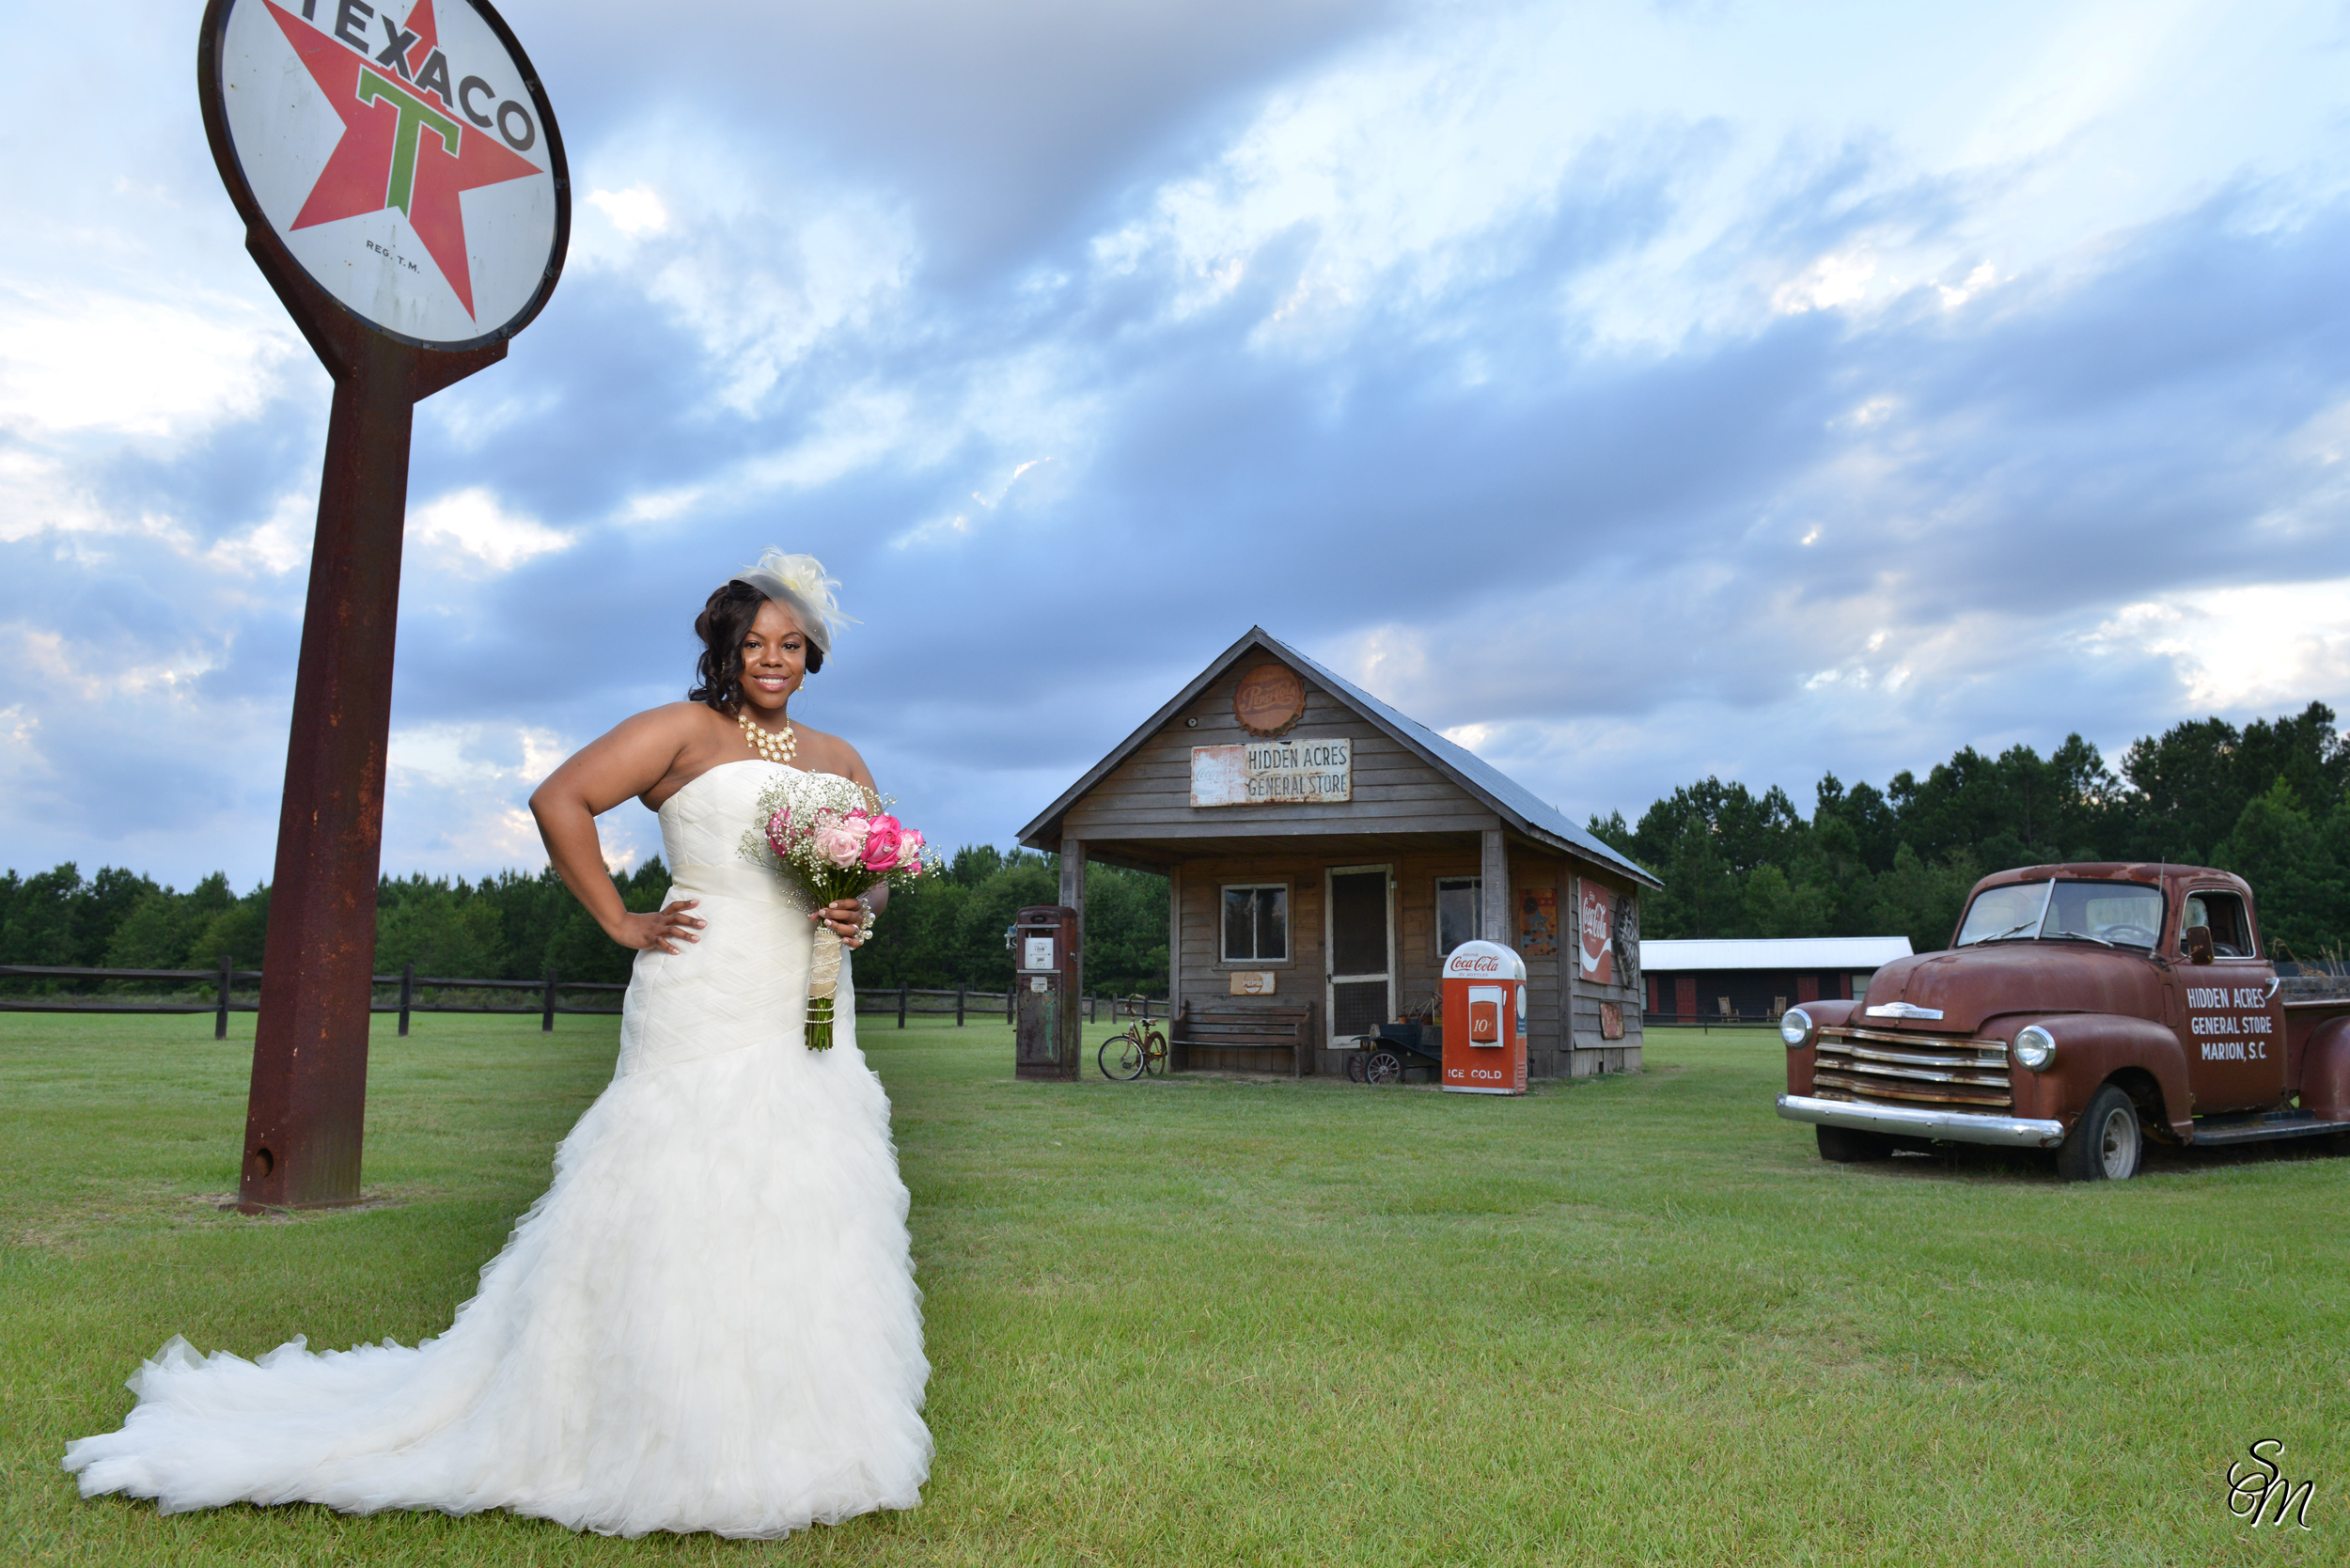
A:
<box><xmin>1364</xmin><ymin>1048</ymin><xmax>1405</xmax><ymax>1085</ymax></box>
<box><xmin>1345</xmin><ymin>1050</ymin><xmax>1368</xmax><ymax>1084</ymax></box>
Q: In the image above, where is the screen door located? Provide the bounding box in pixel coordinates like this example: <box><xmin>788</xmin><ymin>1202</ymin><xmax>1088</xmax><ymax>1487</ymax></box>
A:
<box><xmin>1325</xmin><ymin>866</ymin><xmax>1394</xmax><ymax>1042</ymax></box>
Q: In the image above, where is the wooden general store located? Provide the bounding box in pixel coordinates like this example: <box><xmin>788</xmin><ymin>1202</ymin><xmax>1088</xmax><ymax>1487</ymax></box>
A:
<box><xmin>1018</xmin><ymin>629</ymin><xmax>1660</xmax><ymax>1078</ymax></box>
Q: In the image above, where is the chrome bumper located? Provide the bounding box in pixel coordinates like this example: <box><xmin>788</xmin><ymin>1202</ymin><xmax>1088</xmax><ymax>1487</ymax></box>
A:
<box><xmin>1776</xmin><ymin>1093</ymin><xmax>2066</xmax><ymax>1150</ymax></box>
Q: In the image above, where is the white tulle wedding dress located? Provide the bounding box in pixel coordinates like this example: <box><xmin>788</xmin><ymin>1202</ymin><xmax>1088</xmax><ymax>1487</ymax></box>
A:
<box><xmin>64</xmin><ymin>761</ymin><xmax>932</xmax><ymax>1538</ymax></box>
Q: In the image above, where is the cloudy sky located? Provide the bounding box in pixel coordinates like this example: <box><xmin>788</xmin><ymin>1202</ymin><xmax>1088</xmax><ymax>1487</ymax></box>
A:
<box><xmin>6</xmin><ymin>0</ymin><xmax>2350</xmax><ymax>889</ymax></box>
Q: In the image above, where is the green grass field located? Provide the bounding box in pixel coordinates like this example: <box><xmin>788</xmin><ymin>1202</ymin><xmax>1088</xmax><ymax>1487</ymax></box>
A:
<box><xmin>3</xmin><ymin>1011</ymin><xmax>2342</xmax><ymax>1565</ymax></box>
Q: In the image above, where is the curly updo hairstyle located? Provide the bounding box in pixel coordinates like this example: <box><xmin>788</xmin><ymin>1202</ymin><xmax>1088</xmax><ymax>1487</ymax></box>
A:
<box><xmin>689</xmin><ymin>581</ymin><xmax>824</xmax><ymax>713</ymax></box>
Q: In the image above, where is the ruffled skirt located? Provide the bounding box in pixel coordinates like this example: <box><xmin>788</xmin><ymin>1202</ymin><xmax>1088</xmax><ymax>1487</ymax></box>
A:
<box><xmin>62</xmin><ymin>1023</ymin><xmax>932</xmax><ymax>1538</ymax></box>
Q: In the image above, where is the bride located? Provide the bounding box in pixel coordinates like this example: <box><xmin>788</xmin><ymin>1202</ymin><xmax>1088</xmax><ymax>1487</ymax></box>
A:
<box><xmin>63</xmin><ymin>552</ymin><xmax>932</xmax><ymax>1538</ymax></box>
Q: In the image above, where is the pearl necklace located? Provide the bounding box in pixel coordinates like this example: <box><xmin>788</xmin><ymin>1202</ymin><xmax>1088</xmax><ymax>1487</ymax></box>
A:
<box><xmin>738</xmin><ymin>710</ymin><xmax>798</xmax><ymax>765</ymax></box>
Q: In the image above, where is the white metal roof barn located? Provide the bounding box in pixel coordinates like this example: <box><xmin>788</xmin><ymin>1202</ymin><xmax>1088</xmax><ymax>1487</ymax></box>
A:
<box><xmin>1639</xmin><ymin>937</ymin><xmax>1915</xmax><ymax>1025</ymax></box>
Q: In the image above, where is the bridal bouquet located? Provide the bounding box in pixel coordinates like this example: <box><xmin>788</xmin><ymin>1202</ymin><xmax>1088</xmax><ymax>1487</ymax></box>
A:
<box><xmin>742</xmin><ymin>774</ymin><xmax>940</xmax><ymax>1049</ymax></box>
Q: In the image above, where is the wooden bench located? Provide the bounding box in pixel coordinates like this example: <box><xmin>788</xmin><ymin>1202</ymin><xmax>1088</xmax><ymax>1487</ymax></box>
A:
<box><xmin>1170</xmin><ymin>1000</ymin><xmax>1318</xmax><ymax>1078</ymax></box>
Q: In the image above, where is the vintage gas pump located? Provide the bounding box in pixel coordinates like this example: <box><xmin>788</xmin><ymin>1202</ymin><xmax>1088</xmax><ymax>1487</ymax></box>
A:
<box><xmin>1012</xmin><ymin>904</ymin><xmax>1081</xmax><ymax>1081</ymax></box>
<box><xmin>1441</xmin><ymin>939</ymin><xmax>1528</xmax><ymax>1095</ymax></box>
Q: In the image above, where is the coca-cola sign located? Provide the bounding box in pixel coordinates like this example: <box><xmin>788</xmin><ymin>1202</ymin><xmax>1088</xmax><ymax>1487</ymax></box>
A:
<box><xmin>1442</xmin><ymin>940</ymin><xmax>1525</xmax><ymax>980</ymax></box>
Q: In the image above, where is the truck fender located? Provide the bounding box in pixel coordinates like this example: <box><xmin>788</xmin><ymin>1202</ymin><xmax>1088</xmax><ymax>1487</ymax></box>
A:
<box><xmin>1780</xmin><ymin>999</ymin><xmax>1857</xmax><ymax>1096</ymax></box>
<box><xmin>2298</xmin><ymin>1016</ymin><xmax>2350</xmax><ymax>1121</ymax></box>
<box><xmin>2000</xmin><ymin>1012</ymin><xmax>2193</xmax><ymax>1140</ymax></box>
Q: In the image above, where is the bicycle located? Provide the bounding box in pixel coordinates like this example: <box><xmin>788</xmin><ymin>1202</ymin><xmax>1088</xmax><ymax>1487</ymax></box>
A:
<box><xmin>1097</xmin><ymin>996</ymin><xmax>1169</xmax><ymax>1080</ymax></box>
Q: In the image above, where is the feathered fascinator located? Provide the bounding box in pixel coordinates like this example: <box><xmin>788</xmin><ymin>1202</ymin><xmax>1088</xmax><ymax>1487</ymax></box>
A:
<box><xmin>728</xmin><ymin>550</ymin><xmax>850</xmax><ymax>654</ymax></box>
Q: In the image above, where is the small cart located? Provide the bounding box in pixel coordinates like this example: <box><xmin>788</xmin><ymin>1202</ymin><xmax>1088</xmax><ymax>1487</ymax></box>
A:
<box><xmin>1344</xmin><ymin>1022</ymin><xmax>1442</xmax><ymax>1085</ymax></box>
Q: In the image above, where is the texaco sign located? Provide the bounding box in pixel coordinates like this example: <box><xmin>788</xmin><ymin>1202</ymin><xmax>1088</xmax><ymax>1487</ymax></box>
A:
<box><xmin>210</xmin><ymin>0</ymin><xmax>567</xmax><ymax>348</ymax></box>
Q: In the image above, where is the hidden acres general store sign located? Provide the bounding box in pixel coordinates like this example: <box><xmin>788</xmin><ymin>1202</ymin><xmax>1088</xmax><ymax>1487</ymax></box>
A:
<box><xmin>1190</xmin><ymin>736</ymin><xmax>1355</xmax><ymax>807</ymax></box>
<box><xmin>1189</xmin><ymin>662</ymin><xmax>1355</xmax><ymax>806</ymax></box>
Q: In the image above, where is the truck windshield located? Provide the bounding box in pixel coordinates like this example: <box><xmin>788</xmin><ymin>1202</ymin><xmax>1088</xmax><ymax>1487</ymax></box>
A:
<box><xmin>1954</xmin><ymin>881</ymin><xmax>2165</xmax><ymax>949</ymax></box>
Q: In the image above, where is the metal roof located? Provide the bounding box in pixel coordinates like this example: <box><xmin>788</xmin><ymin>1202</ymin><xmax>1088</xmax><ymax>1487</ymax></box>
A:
<box><xmin>1017</xmin><ymin>626</ymin><xmax>1660</xmax><ymax>887</ymax></box>
<box><xmin>1639</xmin><ymin>936</ymin><xmax>1915</xmax><ymax>971</ymax></box>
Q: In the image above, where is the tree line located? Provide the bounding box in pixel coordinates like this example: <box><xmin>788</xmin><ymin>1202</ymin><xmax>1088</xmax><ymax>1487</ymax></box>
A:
<box><xmin>0</xmin><ymin>844</ymin><xmax>1170</xmax><ymax>997</ymax></box>
<box><xmin>8</xmin><ymin>703</ymin><xmax>2339</xmax><ymax>992</ymax></box>
<box><xmin>1589</xmin><ymin>702</ymin><xmax>2350</xmax><ymax>959</ymax></box>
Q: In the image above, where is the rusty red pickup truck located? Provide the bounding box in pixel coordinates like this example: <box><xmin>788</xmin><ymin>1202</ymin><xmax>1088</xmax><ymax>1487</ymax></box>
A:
<box><xmin>1776</xmin><ymin>863</ymin><xmax>2350</xmax><ymax>1180</ymax></box>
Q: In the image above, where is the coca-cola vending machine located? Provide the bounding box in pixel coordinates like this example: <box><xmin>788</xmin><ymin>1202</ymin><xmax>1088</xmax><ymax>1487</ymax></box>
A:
<box><xmin>1440</xmin><ymin>940</ymin><xmax>1528</xmax><ymax>1095</ymax></box>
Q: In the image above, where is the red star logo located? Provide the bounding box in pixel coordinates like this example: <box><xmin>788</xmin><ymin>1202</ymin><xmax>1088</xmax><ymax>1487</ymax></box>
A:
<box><xmin>264</xmin><ymin>0</ymin><xmax>542</xmax><ymax>321</ymax></box>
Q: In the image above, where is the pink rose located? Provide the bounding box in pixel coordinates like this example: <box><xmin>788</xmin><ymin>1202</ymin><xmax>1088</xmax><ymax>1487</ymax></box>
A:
<box><xmin>814</xmin><ymin>823</ymin><xmax>864</xmax><ymax>868</ymax></box>
<box><xmin>764</xmin><ymin>806</ymin><xmax>793</xmax><ymax>855</ymax></box>
<box><xmin>861</xmin><ymin>816</ymin><xmax>905</xmax><ymax>871</ymax></box>
<box><xmin>895</xmin><ymin>827</ymin><xmax>927</xmax><ymax>870</ymax></box>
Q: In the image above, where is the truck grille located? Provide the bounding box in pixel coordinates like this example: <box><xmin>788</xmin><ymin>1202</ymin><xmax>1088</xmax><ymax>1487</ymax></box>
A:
<box><xmin>1811</xmin><ymin>1027</ymin><xmax>2012</xmax><ymax>1110</ymax></box>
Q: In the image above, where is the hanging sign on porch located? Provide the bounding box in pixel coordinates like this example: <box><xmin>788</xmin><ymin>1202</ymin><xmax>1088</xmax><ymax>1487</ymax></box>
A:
<box><xmin>1190</xmin><ymin>737</ymin><xmax>1354</xmax><ymax>807</ymax></box>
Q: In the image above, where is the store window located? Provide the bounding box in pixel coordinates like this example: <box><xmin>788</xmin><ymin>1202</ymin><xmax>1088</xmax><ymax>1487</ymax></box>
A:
<box><xmin>1436</xmin><ymin>877</ymin><xmax>1481</xmax><ymax>956</ymax></box>
<box><xmin>1221</xmin><ymin>884</ymin><xmax>1289</xmax><ymax>963</ymax></box>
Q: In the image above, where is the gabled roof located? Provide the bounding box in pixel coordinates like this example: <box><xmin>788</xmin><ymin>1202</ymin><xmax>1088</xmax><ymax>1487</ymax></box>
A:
<box><xmin>1018</xmin><ymin>627</ymin><xmax>1660</xmax><ymax>887</ymax></box>
<box><xmin>1639</xmin><ymin>936</ymin><xmax>1915</xmax><ymax>972</ymax></box>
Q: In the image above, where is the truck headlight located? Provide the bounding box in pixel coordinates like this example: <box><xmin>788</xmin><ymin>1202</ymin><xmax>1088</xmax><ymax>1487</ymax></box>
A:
<box><xmin>2013</xmin><ymin>1025</ymin><xmax>2056</xmax><ymax>1071</ymax></box>
<box><xmin>1779</xmin><ymin>1007</ymin><xmax>1815</xmax><ymax>1048</ymax></box>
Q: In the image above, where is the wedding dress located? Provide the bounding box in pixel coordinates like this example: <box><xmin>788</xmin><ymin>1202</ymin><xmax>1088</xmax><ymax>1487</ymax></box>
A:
<box><xmin>64</xmin><ymin>761</ymin><xmax>932</xmax><ymax>1538</ymax></box>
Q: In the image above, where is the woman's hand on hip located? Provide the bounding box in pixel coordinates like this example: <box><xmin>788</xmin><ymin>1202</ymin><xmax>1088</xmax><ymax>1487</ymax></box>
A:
<box><xmin>813</xmin><ymin>896</ymin><xmax>870</xmax><ymax>948</ymax></box>
<box><xmin>609</xmin><ymin>899</ymin><xmax>704</xmax><ymax>953</ymax></box>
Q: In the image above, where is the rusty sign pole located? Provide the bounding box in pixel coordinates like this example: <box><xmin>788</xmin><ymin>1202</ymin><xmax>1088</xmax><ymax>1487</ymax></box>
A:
<box><xmin>197</xmin><ymin>0</ymin><xmax>569</xmax><ymax>1208</ymax></box>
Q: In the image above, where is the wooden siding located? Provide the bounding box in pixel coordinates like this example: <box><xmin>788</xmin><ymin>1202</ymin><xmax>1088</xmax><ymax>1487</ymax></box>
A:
<box><xmin>1060</xmin><ymin>660</ymin><xmax>1498</xmax><ymax>841</ymax></box>
<box><xmin>1168</xmin><ymin>843</ymin><xmax>1582</xmax><ymax>1077</ymax></box>
<box><xmin>1566</xmin><ymin>865</ymin><xmax>1645</xmax><ymax>1074</ymax></box>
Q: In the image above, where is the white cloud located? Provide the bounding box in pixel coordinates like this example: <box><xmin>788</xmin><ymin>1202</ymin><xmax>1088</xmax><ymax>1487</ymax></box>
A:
<box><xmin>0</xmin><ymin>284</ymin><xmax>299</xmax><ymax>440</ymax></box>
<box><xmin>410</xmin><ymin>488</ymin><xmax>572</xmax><ymax>574</ymax></box>
<box><xmin>1773</xmin><ymin>248</ymin><xmax>1878</xmax><ymax>315</ymax></box>
<box><xmin>206</xmin><ymin>491</ymin><xmax>315</xmax><ymax>578</ymax></box>
<box><xmin>567</xmin><ymin>124</ymin><xmax>917</xmax><ymax>411</ymax></box>
<box><xmin>587</xmin><ymin>183</ymin><xmax>672</xmax><ymax>238</ymax></box>
<box><xmin>386</xmin><ymin>723</ymin><xmax>650</xmax><ymax>874</ymax></box>
<box><xmin>2082</xmin><ymin>581</ymin><xmax>2350</xmax><ymax>713</ymax></box>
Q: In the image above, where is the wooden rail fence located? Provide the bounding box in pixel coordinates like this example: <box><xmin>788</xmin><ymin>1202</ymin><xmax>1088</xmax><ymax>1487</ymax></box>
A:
<box><xmin>2</xmin><ymin>964</ymin><xmax>1163</xmax><ymax>1040</ymax></box>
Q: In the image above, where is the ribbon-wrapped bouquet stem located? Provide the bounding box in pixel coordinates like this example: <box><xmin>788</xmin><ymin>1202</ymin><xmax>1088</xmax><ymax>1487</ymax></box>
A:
<box><xmin>743</xmin><ymin>775</ymin><xmax>940</xmax><ymax>1049</ymax></box>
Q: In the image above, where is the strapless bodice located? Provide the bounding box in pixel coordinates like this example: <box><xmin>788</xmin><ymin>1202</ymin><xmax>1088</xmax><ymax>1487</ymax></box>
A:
<box><xmin>655</xmin><ymin>760</ymin><xmax>852</xmax><ymax>882</ymax></box>
<box><xmin>615</xmin><ymin>761</ymin><xmax>856</xmax><ymax>1077</ymax></box>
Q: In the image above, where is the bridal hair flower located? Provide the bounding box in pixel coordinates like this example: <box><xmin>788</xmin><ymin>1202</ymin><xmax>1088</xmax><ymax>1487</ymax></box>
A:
<box><xmin>728</xmin><ymin>549</ymin><xmax>854</xmax><ymax>654</ymax></box>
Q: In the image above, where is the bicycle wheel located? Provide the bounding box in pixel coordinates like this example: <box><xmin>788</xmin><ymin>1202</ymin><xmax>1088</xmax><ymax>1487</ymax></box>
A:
<box><xmin>1141</xmin><ymin>1027</ymin><xmax>1169</xmax><ymax>1076</ymax></box>
<box><xmin>1099</xmin><ymin>1030</ymin><xmax>1147</xmax><ymax>1080</ymax></box>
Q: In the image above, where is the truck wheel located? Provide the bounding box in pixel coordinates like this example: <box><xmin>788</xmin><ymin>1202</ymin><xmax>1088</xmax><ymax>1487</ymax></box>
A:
<box><xmin>1817</xmin><ymin>1124</ymin><xmax>1894</xmax><ymax>1163</ymax></box>
<box><xmin>2057</xmin><ymin>1084</ymin><xmax>2143</xmax><ymax>1182</ymax></box>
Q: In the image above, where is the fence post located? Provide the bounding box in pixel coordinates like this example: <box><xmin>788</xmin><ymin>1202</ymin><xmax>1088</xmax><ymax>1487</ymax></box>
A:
<box><xmin>955</xmin><ymin>985</ymin><xmax>964</xmax><ymax>1027</ymax></box>
<box><xmin>1005</xmin><ymin>988</ymin><xmax>1013</xmax><ymax>1024</ymax></box>
<box><xmin>543</xmin><ymin>966</ymin><xmax>557</xmax><ymax>1033</ymax></box>
<box><xmin>399</xmin><ymin>963</ymin><xmax>414</xmax><ymax>1038</ymax></box>
<box><xmin>216</xmin><ymin>953</ymin><xmax>232</xmax><ymax>1041</ymax></box>
<box><xmin>898</xmin><ymin>981</ymin><xmax>908</xmax><ymax>1029</ymax></box>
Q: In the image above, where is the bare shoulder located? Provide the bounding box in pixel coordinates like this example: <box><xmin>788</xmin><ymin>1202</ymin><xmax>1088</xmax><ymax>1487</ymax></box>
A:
<box><xmin>791</xmin><ymin>722</ymin><xmax>875</xmax><ymax>790</ymax></box>
<box><xmin>641</xmin><ymin>700</ymin><xmax>737</xmax><ymax>741</ymax></box>
<box><xmin>611</xmin><ymin>700</ymin><xmax>725</xmax><ymax>745</ymax></box>
<box><xmin>548</xmin><ymin>701</ymin><xmax>741</xmax><ymax>815</ymax></box>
